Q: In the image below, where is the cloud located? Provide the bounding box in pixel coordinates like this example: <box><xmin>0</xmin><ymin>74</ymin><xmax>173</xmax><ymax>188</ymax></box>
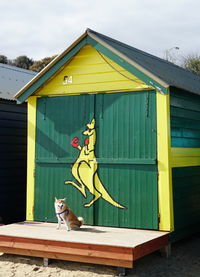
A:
<box><xmin>0</xmin><ymin>0</ymin><xmax>200</xmax><ymax>61</ymax></box>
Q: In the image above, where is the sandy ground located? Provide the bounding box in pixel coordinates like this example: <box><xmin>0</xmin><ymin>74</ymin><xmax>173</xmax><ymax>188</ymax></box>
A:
<box><xmin>0</xmin><ymin>233</ymin><xmax>199</xmax><ymax>277</ymax></box>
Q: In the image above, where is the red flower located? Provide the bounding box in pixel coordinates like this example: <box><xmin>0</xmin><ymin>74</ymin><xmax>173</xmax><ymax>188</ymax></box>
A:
<box><xmin>71</xmin><ymin>137</ymin><xmax>79</xmax><ymax>148</ymax></box>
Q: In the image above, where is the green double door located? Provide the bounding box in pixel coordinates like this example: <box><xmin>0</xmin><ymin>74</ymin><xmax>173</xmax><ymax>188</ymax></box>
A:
<box><xmin>34</xmin><ymin>91</ymin><xmax>158</xmax><ymax>229</ymax></box>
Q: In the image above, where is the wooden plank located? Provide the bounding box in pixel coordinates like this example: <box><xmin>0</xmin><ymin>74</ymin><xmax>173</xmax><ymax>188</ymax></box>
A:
<box><xmin>133</xmin><ymin>234</ymin><xmax>169</xmax><ymax>260</ymax></box>
<box><xmin>0</xmin><ymin>235</ymin><xmax>133</xmax><ymax>268</ymax></box>
<box><xmin>171</xmin><ymin>147</ymin><xmax>200</xmax><ymax>167</ymax></box>
<box><xmin>0</xmin><ymin>246</ymin><xmax>133</xmax><ymax>268</ymax></box>
<box><xmin>0</xmin><ymin>223</ymin><xmax>169</xmax><ymax>247</ymax></box>
<box><xmin>0</xmin><ymin>240</ymin><xmax>132</xmax><ymax>261</ymax></box>
<box><xmin>35</xmin><ymin>157</ymin><xmax>156</xmax><ymax>165</ymax></box>
<box><xmin>0</xmin><ymin>224</ymin><xmax>169</xmax><ymax>269</ymax></box>
<box><xmin>0</xmin><ymin>235</ymin><xmax>132</xmax><ymax>253</ymax></box>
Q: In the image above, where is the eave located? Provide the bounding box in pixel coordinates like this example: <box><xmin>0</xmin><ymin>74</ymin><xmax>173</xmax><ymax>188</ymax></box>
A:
<box><xmin>15</xmin><ymin>29</ymin><xmax>170</xmax><ymax>103</ymax></box>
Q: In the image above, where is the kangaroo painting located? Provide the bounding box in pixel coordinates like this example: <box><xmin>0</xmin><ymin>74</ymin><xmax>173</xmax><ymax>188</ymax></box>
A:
<box><xmin>65</xmin><ymin>119</ymin><xmax>125</xmax><ymax>209</ymax></box>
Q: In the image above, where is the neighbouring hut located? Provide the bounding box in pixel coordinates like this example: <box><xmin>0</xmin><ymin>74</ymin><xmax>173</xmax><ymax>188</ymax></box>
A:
<box><xmin>0</xmin><ymin>63</ymin><xmax>36</xmax><ymax>224</ymax></box>
<box><xmin>15</xmin><ymin>29</ymin><xmax>200</xmax><ymax>241</ymax></box>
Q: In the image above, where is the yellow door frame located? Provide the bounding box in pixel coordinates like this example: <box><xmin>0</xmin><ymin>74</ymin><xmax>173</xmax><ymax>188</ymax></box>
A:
<box><xmin>26</xmin><ymin>96</ymin><xmax>37</xmax><ymax>220</ymax></box>
<box><xmin>157</xmin><ymin>91</ymin><xmax>174</xmax><ymax>231</ymax></box>
<box><xmin>27</xmin><ymin>91</ymin><xmax>177</xmax><ymax>230</ymax></box>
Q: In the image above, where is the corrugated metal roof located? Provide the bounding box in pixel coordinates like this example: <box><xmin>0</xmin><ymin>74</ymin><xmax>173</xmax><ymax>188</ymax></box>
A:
<box><xmin>0</xmin><ymin>63</ymin><xmax>37</xmax><ymax>100</ymax></box>
<box><xmin>88</xmin><ymin>29</ymin><xmax>200</xmax><ymax>96</ymax></box>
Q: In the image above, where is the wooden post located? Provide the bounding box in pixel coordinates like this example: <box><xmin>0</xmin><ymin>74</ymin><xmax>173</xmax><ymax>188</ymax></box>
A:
<box><xmin>116</xmin><ymin>267</ymin><xmax>126</xmax><ymax>276</ymax></box>
<box><xmin>43</xmin><ymin>258</ymin><xmax>50</xmax><ymax>267</ymax></box>
<box><xmin>160</xmin><ymin>244</ymin><xmax>171</xmax><ymax>258</ymax></box>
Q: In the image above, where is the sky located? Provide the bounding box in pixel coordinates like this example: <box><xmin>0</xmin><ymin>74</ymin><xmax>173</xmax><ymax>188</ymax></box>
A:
<box><xmin>0</xmin><ymin>0</ymin><xmax>200</xmax><ymax>64</ymax></box>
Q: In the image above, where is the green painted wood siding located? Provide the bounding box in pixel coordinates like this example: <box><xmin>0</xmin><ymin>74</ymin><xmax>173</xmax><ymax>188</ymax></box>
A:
<box><xmin>94</xmin><ymin>91</ymin><xmax>158</xmax><ymax>228</ymax></box>
<box><xmin>35</xmin><ymin>95</ymin><xmax>95</xmax><ymax>225</ymax></box>
<box><xmin>172</xmin><ymin>166</ymin><xmax>200</xmax><ymax>241</ymax></box>
<box><xmin>170</xmin><ymin>88</ymin><xmax>200</xmax><ymax>147</ymax></box>
<box><xmin>34</xmin><ymin>91</ymin><xmax>158</xmax><ymax>229</ymax></box>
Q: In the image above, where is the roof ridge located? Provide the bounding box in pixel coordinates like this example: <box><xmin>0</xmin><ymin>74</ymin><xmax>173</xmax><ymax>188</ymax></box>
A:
<box><xmin>15</xmin><ymin>28</ymin><xmax>200</xmax><ymax>102</ymax></box>
<box><xmin>0</xmin><ymin>63</ymin><xmax>36</xmax><ymax>75</ymax></box>
<box><xmin>88</xmin><ymin>29</ymin><xmax>199</xmax><ymax>79</ymax></box>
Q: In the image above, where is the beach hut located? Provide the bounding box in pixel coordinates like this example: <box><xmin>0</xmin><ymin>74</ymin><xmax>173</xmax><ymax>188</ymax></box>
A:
<box><xmin>15</xmin><ymin>29</ymin><xmax>200</xmax><ymax>241</ymax></box>
<box><xmin>0</xmin><ymin>63</ymin><xmax>36</xmax><ymax>224</ymax></box>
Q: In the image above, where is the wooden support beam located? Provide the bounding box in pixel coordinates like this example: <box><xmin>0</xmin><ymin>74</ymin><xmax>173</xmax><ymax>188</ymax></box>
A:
<box><xmin>133</xmin><ymin>233</ymin><xmax>169</xmax><ymax>260</ymax></box>
<box><xmin>160</xmin><ymin>244</ymin><xmax>171</xmax><ymax>258</ymax></box>
<box><xmin>0</xmin><ymin>235</ymin><xmax>133</xmax><ymax>268</ymax></box>
<box><xmin>0</xmin><ymin>224</ymin><xmax>169</xmax><ymax>271</ymax></box>
<box><xmin>116</xmin><ymin>267</ymin><xmax>126</xmax><ymax>276</ymax></box>
<box><xmin>43</xmin><ymin>258</ymin><xmax>50</xmax><ymax>267</ymax></box>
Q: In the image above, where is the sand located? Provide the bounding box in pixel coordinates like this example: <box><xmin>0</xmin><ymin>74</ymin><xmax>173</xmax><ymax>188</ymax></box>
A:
<box><xmin>0</xmin><ymin>233</ymin><xmax>199</xmax><ymax>277</ymax></box>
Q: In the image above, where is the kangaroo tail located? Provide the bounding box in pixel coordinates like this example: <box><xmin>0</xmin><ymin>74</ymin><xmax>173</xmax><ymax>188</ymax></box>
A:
<box><xmin>94</xmin><ymin>173</ymin><xmax>126</xmax><ymax>209</ymax></box>
<box><xmin>107</xmin><ymin>198</ymin><xmax>126</xmax><ymax>209</ymax></box>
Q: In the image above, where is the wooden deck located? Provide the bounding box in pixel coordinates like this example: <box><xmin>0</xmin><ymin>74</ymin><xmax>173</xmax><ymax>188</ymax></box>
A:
<box><xmin>0</xmin><ymin>222</ymin><xmax>169</xmax><ymax>268</ymax></box>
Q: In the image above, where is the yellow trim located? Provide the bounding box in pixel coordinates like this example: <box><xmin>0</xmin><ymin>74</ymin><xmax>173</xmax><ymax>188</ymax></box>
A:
<box><xmin>157</xmin><ymin>92</ymin><xmax>174</xmax><ymax>231</ymax></box>
<box><xmin>15</xmin><ymin>30</ymin><xmax>88</xmax><ymax>99</ymax></box>
<box><xmin>40</xmin><ymin>88</ymin><xmax>152</xmax><ymax>98</ymax></box>
<box><xmin>26</xmin><ymin>96</ymin><xmax>37</xmax><ymax>221</ymax></box>
<box><xmin>171</xmin><ymin>147</ymin><xmax>200</xmax><ymax>167</ymax></box>
<box><xmin>35</xmin><ymin>45</ymin><xmax>149</xmax><ymax>96</ymax></box>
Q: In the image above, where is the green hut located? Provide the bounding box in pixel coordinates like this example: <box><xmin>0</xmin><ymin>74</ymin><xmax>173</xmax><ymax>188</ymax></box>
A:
<box><xmin>15</xmin><ymin>29</ymin><xmax>200</xmax><ymax>240</ymax></box>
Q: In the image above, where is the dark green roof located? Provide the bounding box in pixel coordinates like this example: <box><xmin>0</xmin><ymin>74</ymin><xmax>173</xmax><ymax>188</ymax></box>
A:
<box><xmin>88</xmin><ymin>29</ymin><xmax>200</xmax><ymax>96</ymax></box>
<box><xmin>15</xmin><ymin>29</ymin><xmax>200</xmax><ymax>102</ymax></box>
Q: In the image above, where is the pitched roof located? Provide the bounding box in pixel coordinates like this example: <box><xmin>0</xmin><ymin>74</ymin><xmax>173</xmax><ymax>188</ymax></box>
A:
<box><xmin>0</xmin><ymin>63</ymin><xmax>36</xmax><ymax>100</ymax></box>
<box><xmin>88</xmin><ymin>29</ymin><xmax>200</xmax><ymax>96</ymax></box>
<box><xmin>15</xmin><ymin>29</ymin><xmax>200</xmax><ymax>102</ymax></box>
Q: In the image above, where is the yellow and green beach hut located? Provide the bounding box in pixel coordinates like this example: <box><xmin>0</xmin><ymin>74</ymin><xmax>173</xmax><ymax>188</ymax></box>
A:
<box><xmin>15</xmin><ymin>29</ymin><xmax>200</xmax><ymax>240</ymax></box>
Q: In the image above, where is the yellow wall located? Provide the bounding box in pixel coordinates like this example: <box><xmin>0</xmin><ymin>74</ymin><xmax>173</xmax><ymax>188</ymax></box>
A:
<box><xmin>171</xmin><ymin>147</ymin><xmax>200</xmax><ymax>167</ymax></box>
<box><xmin>157</xmin><ymin>93</ymin><xmax>200</xmax><ymax>231</ymax></box>
<box><xmin>35</xmin><ymin>45</ymin><xmax>150</xmax><ymax>96</ymax></box>
<box><xmin>26</xmin><ymin>96</ymin><xmax>37</xmax><ymax>221</ymax></box>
